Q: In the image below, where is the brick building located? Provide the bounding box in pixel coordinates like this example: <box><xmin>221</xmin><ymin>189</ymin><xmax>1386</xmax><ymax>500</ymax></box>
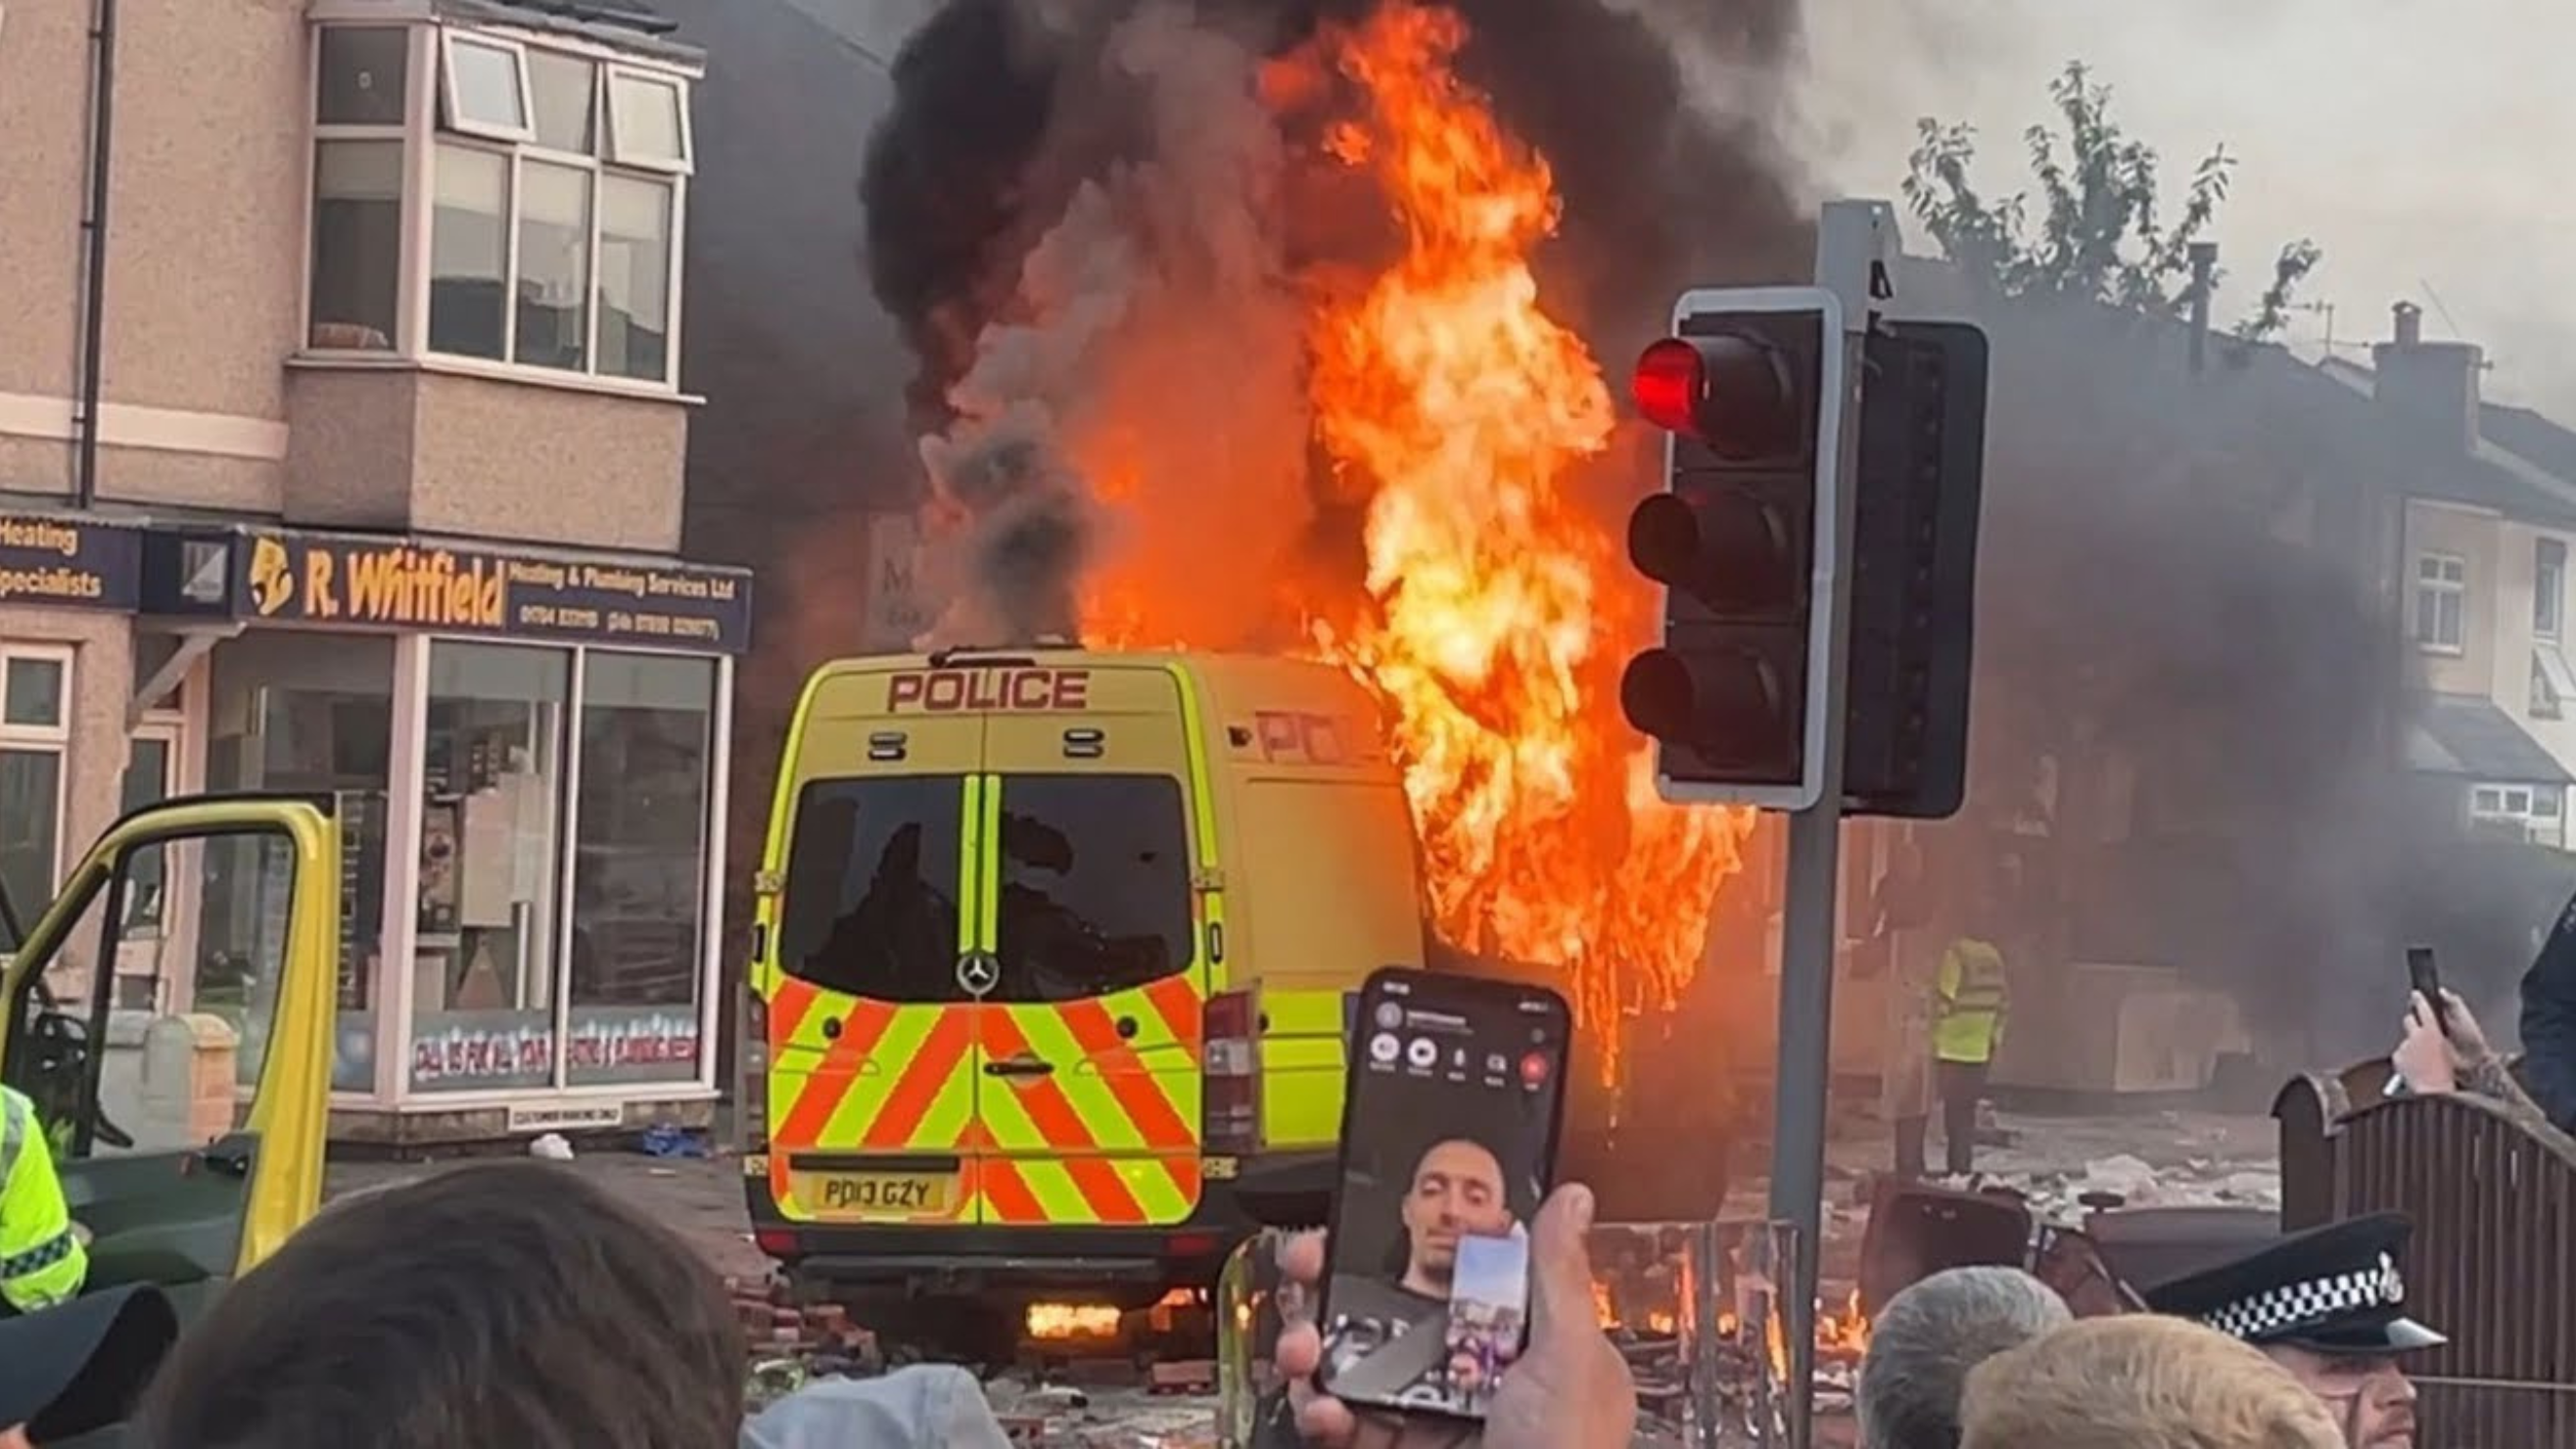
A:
<box><xmin>0</xmin><ymin>0</ymin><xmax>749</xmax><ymax>1141</ymax></box>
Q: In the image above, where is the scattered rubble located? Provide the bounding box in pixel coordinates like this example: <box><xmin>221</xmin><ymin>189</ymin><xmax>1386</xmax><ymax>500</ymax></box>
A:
<box><xmin>1982</xmin><ymin>1151</ymin><xmax>2284</xmax><ymax>1225</ymax></box>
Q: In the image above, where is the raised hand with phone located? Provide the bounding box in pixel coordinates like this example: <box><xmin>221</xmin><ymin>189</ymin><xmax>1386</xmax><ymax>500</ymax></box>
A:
<box><xmin>1270</xmin><ymin>968</ymin><xmax>1635</xmax><ymax>1448</ymax></box>
<box><xmin>1273</xmin><ymin>1183</ymin><xmax>1635</xmax><ymax>1449</ymax></box>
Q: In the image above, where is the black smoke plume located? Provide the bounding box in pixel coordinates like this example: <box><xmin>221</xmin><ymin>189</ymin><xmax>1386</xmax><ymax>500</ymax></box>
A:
<box><xmin>857</xmin><ymin>0</ymin><xmax>1809</xmax><ymax>648</ymax></box>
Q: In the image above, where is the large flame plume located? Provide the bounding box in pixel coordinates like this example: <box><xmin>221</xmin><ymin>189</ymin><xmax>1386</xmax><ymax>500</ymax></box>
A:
<box><xmin>1280</xmin><ymin>5</ymin><xmax>1756</xmax><ymax>1037</ymax></box>
<box><xmin>913</xmin><ymin>0</ymin><xmax>1761</xmax><ymax>1053</ymax></box>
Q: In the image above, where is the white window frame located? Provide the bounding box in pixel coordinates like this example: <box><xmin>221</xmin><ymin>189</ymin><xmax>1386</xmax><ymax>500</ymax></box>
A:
<box><xmin>2469</xmin><ymin>780</ymin><xmax>2567</xmax><ymax>847</ymax></box>
<box><xmin>379</xmin><ymin>636</ymin><xmax>727</xmax><ymax>1107</ymax></box>
<box><xmin>0</xmin><ymin>644</ymin><xmax>76</xmax><ymax>906</ymax></box>
<box><xmin>438</xmin><ymin>29</ymin><xmax>536</xmax><ymax>145</ymax></box>
<box><xmin>300</xmin><ymin>20</ymin><xmax>691</xmax><ymax>394</ymax></box>
<box><xmin>2413</xmin><ymin>551</ymin><xmax>2467</xmax><ymax>655</ymax></box>
<box><xmin>302</xmin><ymin>23</ymin><xmax>420</xmax><ymax>355</ymax></box>
<box><xmin>603</xmin><ymin>65</ymin><xmax>693</xmax><ymax>175</ymax></box>
<box><xmin>2539</xmin><ymin>538</ymin><xmax>2567</xmax><ymax>640</ymax></box>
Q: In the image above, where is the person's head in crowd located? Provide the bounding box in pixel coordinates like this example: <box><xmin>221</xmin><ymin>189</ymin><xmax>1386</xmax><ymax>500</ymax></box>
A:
<box><xmin>1856</xmin><ymin>1266</ymin><xmax>2073</xmax><ymax>1449</ymax></box>
<box><xmin>1396</xmin><ymin>1136</ymin><xmax>1511</xmax><ymax>1298</ymax></box>
<box><xmin>2142</xmin><ymin>1212</ymin><xmax>2436</xmax><ymax>1449</ymax></box>
<box><xmin>1959</xmin><ymin>1315</ymin><xmax>2344</xmax><ymax>1449</ymax></box>
<box><xmin>135</xmin><ymin>1160</ymin><xmax>747</xmax><ymax>1449</ymax></box>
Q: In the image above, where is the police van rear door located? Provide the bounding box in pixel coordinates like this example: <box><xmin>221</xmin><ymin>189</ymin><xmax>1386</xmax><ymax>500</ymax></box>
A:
<box><xmin>973</xmin><ymin>659</ymin><xmax>1208</xmax><ymax>1230</ymax></box>
<box><xmin>763</xmin><ymin>663</ymin><xmax>986</xmax><ymax>1228</ymax></box>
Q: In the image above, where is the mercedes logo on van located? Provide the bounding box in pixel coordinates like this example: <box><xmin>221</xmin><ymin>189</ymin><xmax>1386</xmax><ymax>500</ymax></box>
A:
<box><xmin>957</xmin><ymin>954</ymin><xmax>1001</xmax><ymax>997</ymax></box>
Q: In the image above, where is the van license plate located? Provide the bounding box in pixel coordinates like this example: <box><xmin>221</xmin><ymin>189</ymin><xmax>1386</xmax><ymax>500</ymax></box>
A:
<box><xmin>797</xmin><ymin>1172</ymin><xmax>953</xmax><ymax>1217</ymax></box>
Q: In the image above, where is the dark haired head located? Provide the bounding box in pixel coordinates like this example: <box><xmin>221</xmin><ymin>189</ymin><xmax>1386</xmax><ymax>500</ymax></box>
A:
<box><xmin>136</xmin><ymin>1161</ymin><xmax>745</xmax><ymax>1449</ymax></box>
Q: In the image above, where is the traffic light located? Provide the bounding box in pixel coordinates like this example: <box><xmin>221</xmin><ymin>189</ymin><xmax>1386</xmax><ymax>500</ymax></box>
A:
<box><xmin>1843</xmin><ymin>322</ymin><xmax>1988</xmax><ymax>818</ymax></box>
<box><xmin>1620</xmin><ymin>290</ymin><xmax>1990</xmax><ymax>820</ymax></box>
<box><xmin>1619</xmin><ymin>287</ymin><xmax>1848</xmax><ymax>811</ymax></box>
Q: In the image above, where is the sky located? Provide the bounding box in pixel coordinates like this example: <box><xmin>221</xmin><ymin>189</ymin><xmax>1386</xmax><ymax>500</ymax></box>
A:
<box><xmin>1785</xmin><ymin>0</ymin><xmax>2576</xmax><ymax>410</ymax></box>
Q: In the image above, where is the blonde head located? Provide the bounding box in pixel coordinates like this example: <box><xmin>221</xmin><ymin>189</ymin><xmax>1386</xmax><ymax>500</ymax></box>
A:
<box><xmin>1960</xmin><ymin>1316</ymin><xmax>2344</xmax><ymax>1449</ymax></box>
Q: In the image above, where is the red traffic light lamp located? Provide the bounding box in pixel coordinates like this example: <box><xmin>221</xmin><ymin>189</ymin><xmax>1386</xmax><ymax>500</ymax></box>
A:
<box><xmin>1619</xmin><ymin>288</ymin><xmax>1844</xmax><ymax>809</ymax></box>
<box><xmin>1630</xmin><ymin>334</ymin><xmax>1803</xmax><ymax>462</ymax></box>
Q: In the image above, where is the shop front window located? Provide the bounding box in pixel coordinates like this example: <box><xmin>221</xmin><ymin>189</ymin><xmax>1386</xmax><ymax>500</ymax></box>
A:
<box><xmin>411</xmin><ymin>641</ymin><xmax>569</xmax><ymax>1095</ymax></box>
<box><xmin>209</xmin><ymin>631</ymin><xmax>394</xmax><ymax>1092</ymax></box>
<box><xmin>567</xmin><ymin>652</ymin><xmax>714</xmax><ymax>1086</ymax></box>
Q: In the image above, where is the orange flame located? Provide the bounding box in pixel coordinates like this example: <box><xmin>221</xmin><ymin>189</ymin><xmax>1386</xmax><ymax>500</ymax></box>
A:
<box><xmin>1071</xmin><ymin>1</ymin><xmax>1759</xmax><ymax>1053</ymax></box>
<box><xmin>1288</xmin><ymin>3</ymin><xmax>1756</xmax><ymax>1044</ymax></box>
<box><xmin>1025</xmin><ymin>1301</ymin><xmax>1123</xmax><ymax>1339</ymax></box>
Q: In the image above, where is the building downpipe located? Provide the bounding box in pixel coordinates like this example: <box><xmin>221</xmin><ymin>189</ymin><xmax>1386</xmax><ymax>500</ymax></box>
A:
<box><xmin>73</xmin><ymin>0</ymin><xmax>119</xmax><ymax>508</ymax></box>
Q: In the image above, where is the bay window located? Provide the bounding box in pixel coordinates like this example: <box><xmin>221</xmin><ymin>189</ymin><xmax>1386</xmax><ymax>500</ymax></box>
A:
<box><xmin>304</xmin><ymin>22</ymin><xmax>692</xmax><ymax>388</ymax></box>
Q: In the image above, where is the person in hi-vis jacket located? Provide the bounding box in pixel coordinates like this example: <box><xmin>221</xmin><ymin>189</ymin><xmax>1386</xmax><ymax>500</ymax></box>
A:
<box><xmin>1930</xmin><ymin>921</ymin><xmax>2010</xmax><ymax>1178</ymax></box>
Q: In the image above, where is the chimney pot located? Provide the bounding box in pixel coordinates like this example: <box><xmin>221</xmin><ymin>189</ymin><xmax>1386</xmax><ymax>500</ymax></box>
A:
<box><xmin>2393</xmin><ymin>301</ymin><xmax>2423</xmax><ymax>348</ymax></box>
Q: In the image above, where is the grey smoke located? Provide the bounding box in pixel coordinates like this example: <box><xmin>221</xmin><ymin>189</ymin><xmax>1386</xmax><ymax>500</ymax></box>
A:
<box><xmin>913</xmin><ymin>0</ymin><xmax>1312</xmax><ymax>649</ymax></box>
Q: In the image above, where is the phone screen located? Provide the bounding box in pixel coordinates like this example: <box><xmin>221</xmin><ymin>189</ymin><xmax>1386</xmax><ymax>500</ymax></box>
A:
<box><xmin>2407</xmin><ymin>947</ymin><xmax>2449</xmax><ymax>1027</ymax></box>
<box><xmin>1315</xmin><ymin>968</ymin><xmax>1571</xmax><ymax>1422</ymax></box>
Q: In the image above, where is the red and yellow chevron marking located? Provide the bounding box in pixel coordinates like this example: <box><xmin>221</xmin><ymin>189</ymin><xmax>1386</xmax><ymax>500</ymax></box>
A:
<box><xmin>764</xmin><ymin>984</ymin><xmax>980</xmax><ymax>1224</ymax></box>
<box><xmin>974</xmin><ymin>976</ymin><xmax>1208</xmax><ymax>1227</ymax></box>
<box><xmin>761</xmin><ymin>975</ymin><xmax>1211</xmax><ymax>1228</ymax></box>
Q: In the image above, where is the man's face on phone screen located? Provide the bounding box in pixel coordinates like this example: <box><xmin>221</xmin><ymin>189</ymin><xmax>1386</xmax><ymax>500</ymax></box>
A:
<box><xmin>1399</xmin><ymin>1138</ymin><xmax>1509</xmax><ymax>1293</ymax></box>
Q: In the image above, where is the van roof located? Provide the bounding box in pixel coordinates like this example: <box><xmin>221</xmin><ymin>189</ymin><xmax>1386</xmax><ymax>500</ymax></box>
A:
<box><xmin>812</xmin><ymin>647</ymin><xmax>1330</xmax><ymax>675</ymax></box>
<box><xmin>800</xmin><ymin>649</ymin><xmax>1391</xmax><ymax>738</ymax></box>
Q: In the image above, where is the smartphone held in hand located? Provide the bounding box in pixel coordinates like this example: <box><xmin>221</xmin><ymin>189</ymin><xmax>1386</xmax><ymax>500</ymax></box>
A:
<box><xmin>1312</xmin><ymin>967</ymin><xmax>1571</xmax><ymax>1424</ymax></box>
<box><xmin>2407</xmin><ymin>946</ymin><xmax>2451</xmax><ymax>1032</ymax></box>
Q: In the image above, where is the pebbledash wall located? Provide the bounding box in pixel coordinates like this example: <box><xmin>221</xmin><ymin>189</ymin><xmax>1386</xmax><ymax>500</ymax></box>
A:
<box><xmin>0</xmin><ymin>0</ymin><xmax>747</xmax><ymax>1141</ymax></box>
<box><xmin>0</xmin><ymin>512</ymin><xmax>749</xmax><ymax>1142</ymax></box>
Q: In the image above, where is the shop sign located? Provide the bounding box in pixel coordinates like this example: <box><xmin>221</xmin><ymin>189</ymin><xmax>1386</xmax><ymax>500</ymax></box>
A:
<box><xmin>218</xmin><ymin>529</ymin><xmax>754</xmax><ymax>654</ymax></box>
<box><xmin>0</xmin><ymin>512</ymin><xmax>141</xmax><ymax>611</ymax></box>
<box><xmin>410</xmin><ymin>1009</ymin><xmax>554</xmax><ymax>1092</ymax></box>
<box><xmin>864</xmin><ymin>510</ymin><xmax>929</xmax><ymax>651</ymax></box>
<box><xmin>565</xmin><ymin>1005</ymin><xmax>703</xmax><ymax>1087</ymax></box>
<box><xmin>407</xmin><ymin>1006</ymin><xmax>704</xmax><ymax>1093</ymax></box>
<box><xmin>505</xmin><ymin>1100</ymin><xmax>625</xmax><ymax>1134</ymax></box>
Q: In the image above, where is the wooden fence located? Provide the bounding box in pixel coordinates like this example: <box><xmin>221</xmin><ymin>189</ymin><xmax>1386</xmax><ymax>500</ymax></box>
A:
<box><xmin>2274</xmin><ymin>1066</ymin><xmax>2576</xmax><ymax>1446</ymax></box>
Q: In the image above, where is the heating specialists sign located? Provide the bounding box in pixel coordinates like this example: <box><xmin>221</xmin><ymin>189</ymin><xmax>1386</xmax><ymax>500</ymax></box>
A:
<box><xmin>220</xmin><ymin>529</ymin><xmax>752</xmax><ymax>653</ymax></box>
<box><xmin>0</xmin><ymin>513</ymin><xmax>141</xmax><ymax>611</ymax></box>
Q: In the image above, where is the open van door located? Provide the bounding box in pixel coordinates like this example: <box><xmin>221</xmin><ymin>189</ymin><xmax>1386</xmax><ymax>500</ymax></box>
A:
<box><xmin>0</xmin><ymin>795</ymin><xmax>340</xmax><ymax>1324</ymax></box>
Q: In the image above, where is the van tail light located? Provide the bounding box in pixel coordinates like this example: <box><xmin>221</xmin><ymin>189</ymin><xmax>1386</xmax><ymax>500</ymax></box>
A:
<box><xmin>1202</xmin><ymin>989</ymin><xmax>1261</xmax><ymax>1155</ymax></box>
<box><xmin>739</xmin><ymin>983</ymin><xmax>770</xmax><ymax>1154</ymax></box>
<box><xmin>753</xmin><ymin>1228</ymin><xmax>801</xmax><ymax>1258</ymax></box>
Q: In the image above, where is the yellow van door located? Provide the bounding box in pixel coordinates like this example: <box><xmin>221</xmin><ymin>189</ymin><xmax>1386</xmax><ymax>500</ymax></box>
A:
<box><xmin>973</xmin><ymin>662</ymin><xmax>1208</xmax><ymax>1229</ymax></box>
<box><xmin>763</xmin><ymin>678</ymin><xmax>987</xmax><ymax>1227</ymax></box>
<box><xmin>0</xmin><ymin>796</ymin><xmax>340</xmax><ymax>1322</ymax></box>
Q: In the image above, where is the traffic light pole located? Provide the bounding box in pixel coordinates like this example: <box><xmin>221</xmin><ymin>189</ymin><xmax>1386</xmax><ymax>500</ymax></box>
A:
<box><xmin>1766</xmin><ymin>200</ymin><xmax>1894</xmax><ymax>1449</ymax></box>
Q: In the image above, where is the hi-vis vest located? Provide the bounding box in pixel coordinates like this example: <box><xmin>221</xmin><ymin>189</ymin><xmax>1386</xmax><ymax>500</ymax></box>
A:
<box><xmin>0</xmin><ymin>1086</ymin><xmax>87</xmax><ymax>1311</ymax></box>
<box><xmin>1933</xmin><ymin>938</ymin><xmax>2009</xmax><ymax>1064</ymax></box>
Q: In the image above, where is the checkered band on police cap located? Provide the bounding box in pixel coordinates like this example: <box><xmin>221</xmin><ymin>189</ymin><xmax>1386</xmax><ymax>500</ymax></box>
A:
<box><xmin>2201</xmin><ymin>1250</ymin><xmax>2406</xmax><ymax>1340</ymax></box>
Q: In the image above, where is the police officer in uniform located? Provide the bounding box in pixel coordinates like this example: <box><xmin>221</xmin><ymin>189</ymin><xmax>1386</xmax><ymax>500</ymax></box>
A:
<box><xmin>0</xmin><ymin>1085</ymin><xmax>85</xmax><ymax>1314</ymax></box>
<box><xmin>2142</xmin><ymin>1212</ymin><xmax>2440</xmax><ymax>1449</ymax></box>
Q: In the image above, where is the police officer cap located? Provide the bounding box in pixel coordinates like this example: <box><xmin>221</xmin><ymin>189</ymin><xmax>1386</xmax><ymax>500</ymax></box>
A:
<box><xmin>2141</xmin><ymin>1210</ymin><xmax>2444</xmax><ymax>1356</ymax></box>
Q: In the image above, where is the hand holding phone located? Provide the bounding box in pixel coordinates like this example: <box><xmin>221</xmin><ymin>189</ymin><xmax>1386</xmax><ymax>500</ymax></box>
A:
<box><xmin>1272</xmin><ymin>1183</ymin><xmax>1639</xmax><ymax>1449</ymax></box>
<box><xmin>1314</xmin><ymin>968</ymin><xmax>1570</xmax><ymax>1425</ymax></box>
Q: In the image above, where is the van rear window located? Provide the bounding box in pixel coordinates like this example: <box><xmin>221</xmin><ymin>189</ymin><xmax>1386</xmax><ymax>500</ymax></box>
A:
<box><xmin>775</xmin><ymin>776</ymin><xmax>967</xmax><ymax>1003</ymax></box>
<box><xmin>773</xmin><ymin>773</ymin><xmax>1194</xmax><ymax>1005</ymax></box>
<box><xmin>993</xmin><ymin>773</ymin><xmax>1192</xmax><ymax>1004</ymax></box>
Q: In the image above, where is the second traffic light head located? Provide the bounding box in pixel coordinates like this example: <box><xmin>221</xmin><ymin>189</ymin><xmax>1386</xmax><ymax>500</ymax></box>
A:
<box><xmin>1630</xmin><ymin>333</ymin><xmax>1803</xmax><ymax>461</ymax></box>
